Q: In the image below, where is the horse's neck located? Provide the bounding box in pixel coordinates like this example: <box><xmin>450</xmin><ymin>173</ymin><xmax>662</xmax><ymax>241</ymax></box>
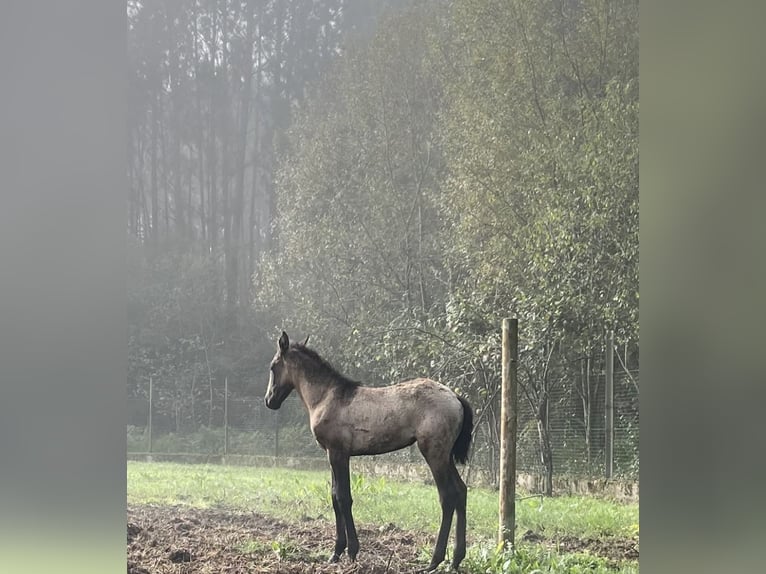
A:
<box><xmin>293</xmin><ymin>370</ymin><xmax>333</xmax><ymax>412</ymax></box>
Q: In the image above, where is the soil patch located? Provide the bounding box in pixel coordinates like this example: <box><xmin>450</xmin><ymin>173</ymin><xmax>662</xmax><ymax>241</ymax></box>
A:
<box><xmin>128</xmin><ymin>505</ymin><xmax>638</xmax><ymax>573</ymax></box>
<box><xmin>128</xmin><ymin>504</ymin><xmax>431</xmax><ymax>573</ymax></box>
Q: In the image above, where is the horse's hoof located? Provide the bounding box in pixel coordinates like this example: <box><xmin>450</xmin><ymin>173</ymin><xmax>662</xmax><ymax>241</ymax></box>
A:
<box><xmin>347</xmin><ymin>544</ymin><xmax>358</xmax><ymax>562</ymax></box>
<box><xmin>329</xmin><ymin>554</ymin><xmax>341</xmax><ymax>564</ymax></box>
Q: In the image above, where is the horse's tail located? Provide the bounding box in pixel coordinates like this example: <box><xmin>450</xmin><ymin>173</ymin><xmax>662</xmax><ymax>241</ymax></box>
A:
<box><xmin>452</xmin><ymin>395</ymin><xmax>474</xmax><ymax>465</ymax></box>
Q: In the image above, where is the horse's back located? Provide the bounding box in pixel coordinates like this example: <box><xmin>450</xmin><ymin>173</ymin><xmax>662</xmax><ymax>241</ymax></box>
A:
<box><xmin>357</xmin><ymin>377</ymin><xmax>463</xmax><ymax>440</ymax></box>
<box><xmin>319</xmin><ymin>377</ymin><xmax>463</xmax><ymax>456</ymax></box>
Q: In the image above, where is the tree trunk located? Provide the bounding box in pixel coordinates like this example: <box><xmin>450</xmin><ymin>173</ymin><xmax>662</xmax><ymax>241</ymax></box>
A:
<box><xmin>537</xmin><ymin>391</ymin><xmax>553</xmax><ymax>496</ymax></box>
<box><xmin>190</xmin><ymin>370</ymin><xmax>196</xmax><ymax>429</ymax></box>
<box><xmin>127</xmin><ymin>127</ymin><xmax>138</xmax><ymax>237</ymax></box>
<box><xmin>585</xmin><ymin>355</ymin><xmax>592</xmax><ymax>466</ymax></box>
<box><xmin>174</xmin><ymin>378</ymin><xmax>181</xmax><ymax>434</ymax></box>
<box><xmin>209</xmin><ymin>376</ymin><xmax>214</xmax><ymax>428</ymax></box>
<box><xmin>160</xmin><ymin>98</ymin><xmax>170</xmax><ymax>232</ymax></box>
<box><xmin>193</xmin><ymin>5</ymin><xmax>207</xmax><ymax>246</ymax></box>
<box><xmin>578</xmin><ymin>355</ymin><xmax>593</xmax><ymax>468</ymax></box>
<box><xmin>219</xmin><ymin>2</ymin><xmax>236</xmax><ymax>328</ymax></box>
<box><xmin>247</xmin><ymin>24</ymin><xmax>263</xmax><ymax>303</ymax></box>
<box><xmin>207</xmin><ymin>11</ymin><xmax>218</xmax><ymax>257</ymax></box>
<box><xmin>172</xmin><ymin>109</ymin><xmax>184</xmax><ymax>239</ymax></box>
<box><xmin>228</xmin><ymin>0</ymin><xmax>256</xmax><ymax>320</ymax></box>
<box><xmin>208</xmin><ymin>103</ymin><xmax>217</xmax><ymax>256</ymax></box>
<box><xmin>150</xmin><ymin>91</ymin><xmax>159</xmax><ymax>247</ymax></box>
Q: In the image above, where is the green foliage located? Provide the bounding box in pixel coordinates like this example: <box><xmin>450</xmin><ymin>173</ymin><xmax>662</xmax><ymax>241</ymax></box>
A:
<box><xmin>434</xmin><ymin>0</ymin><xmax>639</xmax><ymax>490</ymax></box>
<box><xmin>351</xmin><ymin>473</ymin><xmax>389</xmax><ymax>495</ymax></box>
<box><xmin>237</xmin><ymin>539</ymin><xmax>272</xmax><ymax>555</ymax></box>
<box><xmin>239</xmin><ymin>537</ymin><xmax>320</xmax><ymax>563</ymax></box>
<box><xmin>256</xmin><ymin>3</ymin><xmax>452</xmax><ymax>386</ymax></box>
<box><xmin>127</xmin><ymin>241</ymin><xmax>274</xmax><ymax>443</ymax></box>
<box><xmin>441</xmin><ymin>0</ymin><xmax>638</xmax><ymax>351</ymax></box>
<box><xmin>462</xmin><ymin>543</ymin><xmax>636</xmax><ymax>574</ymax></box>
<box><xmin>127</xmin><ymin>425</ymin><xmax>149</xmax><ymax>452</ymax></box>
<box><xmin>467</xmin><ymin>486</ymin><xmax>638</xmax><ymax>541</ymax></box>
<box><xmin>270</xmin><ymin>539</ymin><xmax>292</xmax><ymax>561</ymax></box>
<box><xmin>258</xmin><ymin>2</ymin><xmax>638</xmax><ymax>371</ymax></box>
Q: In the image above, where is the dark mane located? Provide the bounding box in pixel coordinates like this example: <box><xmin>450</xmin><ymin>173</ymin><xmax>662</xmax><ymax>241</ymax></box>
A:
<box><xmin>291</xmin><ymin>343</ymin><xmax>361</xmax><ymax>390</ymax></box>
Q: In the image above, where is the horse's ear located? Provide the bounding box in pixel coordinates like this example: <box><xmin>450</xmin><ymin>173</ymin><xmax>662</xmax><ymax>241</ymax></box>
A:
<box><xmin>278</xmin><ymin>331</ymin><xmax>289</xmax><ymax>354</ymax></box>
<box><xmin>302</xmin><ymin>334</ymin><xmax>310</xmax><ymax>346</ymax></box>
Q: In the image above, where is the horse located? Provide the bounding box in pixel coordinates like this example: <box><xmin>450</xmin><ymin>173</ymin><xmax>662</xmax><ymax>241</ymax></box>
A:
<box><xmin>264</xmin><ymin>331</ymin><xmax>474</xmax><ymax>571</ymax></box>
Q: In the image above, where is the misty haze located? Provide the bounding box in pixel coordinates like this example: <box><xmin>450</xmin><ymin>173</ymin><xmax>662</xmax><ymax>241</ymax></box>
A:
<box><xmin>127</xmin><ymin>1</ymin><xmax>638</xmax><ymax>573</ymax></box>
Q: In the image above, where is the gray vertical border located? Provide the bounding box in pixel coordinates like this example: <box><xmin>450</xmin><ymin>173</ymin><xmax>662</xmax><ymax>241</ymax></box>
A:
<box><xmin>0</xmin><ymin>1</ymin><xmax>126</xmax><ymax>573</ymax></box>
<box><xmin>642</xmin><ymin>1</ymin><xmax>766</xmax><ymax>573</ymax></box>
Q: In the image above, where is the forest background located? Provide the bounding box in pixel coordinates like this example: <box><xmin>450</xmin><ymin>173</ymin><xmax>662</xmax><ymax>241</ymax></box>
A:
<box><xmin>127</xmin><ymin>0</ymin><xmax>638</xmax><ymax>491</ymax></box>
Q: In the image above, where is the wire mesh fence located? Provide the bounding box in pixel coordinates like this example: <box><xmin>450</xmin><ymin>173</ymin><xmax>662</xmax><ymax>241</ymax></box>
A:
<box><xmin>127</xmin><ymin>366</ymin><xmax>638</xmax><ymax>484</ymax></box>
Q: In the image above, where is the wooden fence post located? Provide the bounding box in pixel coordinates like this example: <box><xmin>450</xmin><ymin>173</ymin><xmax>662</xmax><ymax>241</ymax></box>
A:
<box><xmin>499</xmin><ymin>318</ymin><xmax>518</xmax><ymax>547</ymax></box>
<box><xmin>148</xmin><ymin>376</ymin><xmax>153</xmax><ymax>454</ymax></box>
<box><xmin>605</xmin><ymin>330</ymin><xmax>615</xmax><ymax>479</ymax></box>
<box><xmin>223</xmin><ymin>377</ymin><xmax>229</xmax><ymax>460</ymax></box>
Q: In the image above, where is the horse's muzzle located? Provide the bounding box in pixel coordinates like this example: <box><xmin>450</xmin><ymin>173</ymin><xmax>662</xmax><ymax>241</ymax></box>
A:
<box><xmin>264</xmin><ymin>382</ymin><xmax>290</xmax><ymax>410</ymax></box>
<box><xmin>264</xmin><ymin>393</ymin><xmax>282</xmax><ymax>410</ymax></box>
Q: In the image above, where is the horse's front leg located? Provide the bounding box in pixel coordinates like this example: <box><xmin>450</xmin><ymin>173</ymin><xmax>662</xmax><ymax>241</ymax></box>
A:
<box><xmin>329</xmin><ymin>464</ymin><xmax>347</xmax><ymax>562</ymax></box>
<box><xmin>329</xmin><ymin>449</ymin><xmax>359</xmax><ymax>561</ymax></box>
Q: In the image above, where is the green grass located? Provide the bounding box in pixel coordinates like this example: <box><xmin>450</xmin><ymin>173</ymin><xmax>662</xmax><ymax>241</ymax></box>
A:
<box><xmin>128</xmin><ymin>461</ymin><xmax>639</xmax><ymax>572</ymax></box>
<box><xmin>128</xmin><ymin>461</ymin><xmax>638</xmax><ymax>540</ymax></box>
<box><xmin>462</xmin><ymin>543</ymin><xmax>639</xmax><ymax>574</ymax></box>
<box><xmin>236</xmin><ymin>537</ymin><xmax>326</xmax><ymax>563</ymax></box>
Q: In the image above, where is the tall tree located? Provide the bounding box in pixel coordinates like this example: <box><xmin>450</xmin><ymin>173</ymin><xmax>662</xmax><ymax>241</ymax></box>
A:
<box><xmin>126</xmin><ymin>0</ymin><xmax>392</xmax><ymax>422</ymax></box>
<box><xmin>257</xmin><ymin>5</ymin><xmax>451</xmax><ymax>376</ymax></box>
<box><xmin>441</xmin><ymin>0</ymin><xmax>638</xmax><ymax>491</ymax></box>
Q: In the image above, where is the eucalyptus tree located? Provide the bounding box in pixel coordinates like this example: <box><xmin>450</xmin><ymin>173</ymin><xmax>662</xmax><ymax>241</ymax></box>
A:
<box><xmin>127</xmin><ymin>0</ymin><xmax>379</xmax><ymax>426</ymax></box>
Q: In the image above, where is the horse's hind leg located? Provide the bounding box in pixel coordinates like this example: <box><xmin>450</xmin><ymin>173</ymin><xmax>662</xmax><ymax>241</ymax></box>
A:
<box><xmin>429</xmin><ymin>477</ymin><xmax>456</xmax><ymax>571</ymax></box>
<box><xmin>420</xmin><ymin>444</ymin><xmax>457</xmax><ymax>571</ymax></box>
<box><xmin>426</xmin><ymin>462</ymin><xmax>467</xmax><ymax>571</ymax></box>
<box><xmin>451</xmin><ymin>464</ymin><xmax>468</xmax><ymax>569</ymax></box>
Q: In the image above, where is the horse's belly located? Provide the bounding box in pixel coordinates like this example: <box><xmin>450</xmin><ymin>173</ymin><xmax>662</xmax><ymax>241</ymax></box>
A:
<box><xmin>313</xmin><ymin>413</ymin><xmax>415</xmax><ymax>455</ymax></box>
<box><xmin>350</xmin><ymin>431</ymin><xmax>415</xmax><ymax>456</ymax></box>
<box><xmin>346</xmin><ymin>419</ymin><xmax>416</xmax><ymax>455</ymax></box>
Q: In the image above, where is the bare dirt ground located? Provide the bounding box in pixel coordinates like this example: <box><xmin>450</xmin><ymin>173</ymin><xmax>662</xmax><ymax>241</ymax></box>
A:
<box><xmin>128</xmin><ymin>504</ymin><xmax>432</xmax><ymax>574</ymax></box>
<box><xmin>127</xmin><ymin>505</ymin><xmax>638</xmax><ymax>573</ymax></box>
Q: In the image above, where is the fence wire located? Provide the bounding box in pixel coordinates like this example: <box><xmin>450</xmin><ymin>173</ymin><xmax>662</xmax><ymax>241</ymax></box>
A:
<box><xmin>128</xmin><ymin>369</ymin><xmax>638</xmax><ymax>483</ymax></box>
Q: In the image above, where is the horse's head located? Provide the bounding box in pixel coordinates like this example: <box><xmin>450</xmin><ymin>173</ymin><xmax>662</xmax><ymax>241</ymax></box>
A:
<box><xmin>264</xmin><ymin>331</ymin><xmax>295</xmax><ymax>409</ymax></box>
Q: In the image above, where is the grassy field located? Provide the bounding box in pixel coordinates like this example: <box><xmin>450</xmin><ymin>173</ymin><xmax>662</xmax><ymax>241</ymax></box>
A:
<box><xmin>128</xmin><ymin>461</ymin><xmax>639</xmax><ymax>573</ymax></box>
